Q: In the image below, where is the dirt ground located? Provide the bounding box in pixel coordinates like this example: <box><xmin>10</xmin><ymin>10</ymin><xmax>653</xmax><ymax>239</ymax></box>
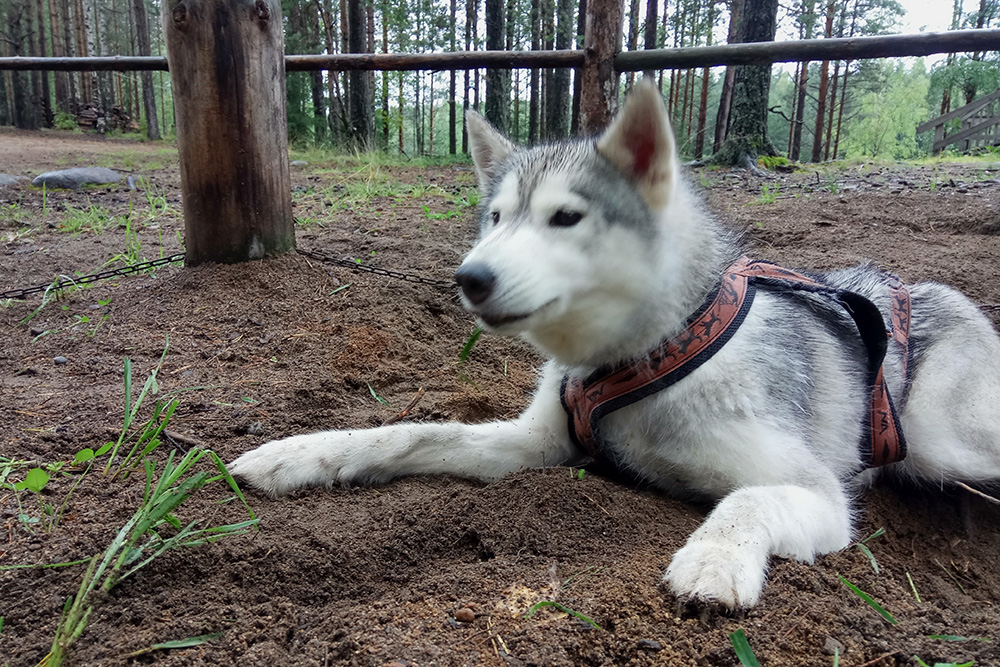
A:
<box><xmin>2</xmin><ymin>127</ymin><xmax>1000</xmax><ymax>667</ymax></box>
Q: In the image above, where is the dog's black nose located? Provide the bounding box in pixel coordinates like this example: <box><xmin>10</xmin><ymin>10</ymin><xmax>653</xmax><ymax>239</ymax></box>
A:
<box><xmin>455</xmin><ymin>264</ymin><xmax>497</xmax><ymax>305</ymax></box>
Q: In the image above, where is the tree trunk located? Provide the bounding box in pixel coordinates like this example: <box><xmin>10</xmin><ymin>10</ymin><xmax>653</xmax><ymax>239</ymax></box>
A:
<box><xmin>642</xmin><ymin>0</ymin><xmax>658</xmax><ymax>80</ymax></box>
<box><xmin>791</xmin><ymin>60</ymin><xmax>808</xmax><ymax>159</ymax></box>
<box><xmin>35</xmin><ymin>0</ymin><xmax>52</xmax><ymax>126</ymax></box>
<box><xmin>710</xmin><ymin>0</ymin><xmax>778</xmax><ymax>167</ymax></box>
<box><xmin>810</xmin><ymin>0</ymin><xmax>835</xmax><ymax>163</ymax></box>
<box><xmin>625</xmin><ymin>0</ymin><xmax>640</xmax><ymax>90</ymax></box>
<box><xmin>694</xmin><ymin>0</ymin><xmax>715</xmax><ymax>160</ymax></box>
<box><xmin>347</xmin><ymin>0</ymin><xmax>372</xmax><ymax>149</ymax></box>
<box><xmin>579</xmin><ymin>0</ymin><xmax>622</xmax><ymax>133</ymax></box>
<box><xmin>462</xmin><ymin>0</ymin><xmax>473</xmax><ymax>152</ymax></box>
<box><xmin>545</xmin><ymin>0</ymin><xmax>572</xmax><ymax>138</ymax></box>
<box><xmin>132</xmin><ymin>0</ymin><xmax>160</xmax><ymax>139</ymax></box>
<box><xmin>163</xmin><ymin>0</ymin><xmax>294</xmax><ymax>265</ymax></box>
<box><xmin>484</xmin><ymin>0</ymin><xmax>509</xmax><ymax>133</ymax></box>
<box><xmin>713</xmin><ymin>0</ymin><xmax>743</xmax><ymax>152</ymax></box>
<box><xmin>528</xmin><ymin>0</ymin><xmax>540</xmax><ymax>142</ymax></box>
<box><xmin>449</xmin><ymin>0</ymin><xmax>457</xmax><ymax>153</ymax></box>
<box><xmin>569</xmin><ymin>0</ymin><xmax>586</xmax><ymax>134</ymax></box>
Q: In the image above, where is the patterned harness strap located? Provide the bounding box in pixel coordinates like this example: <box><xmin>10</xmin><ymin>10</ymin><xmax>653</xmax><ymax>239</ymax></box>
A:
<box><xmin>560</xmin><ymin>256</ymin><xmax>911</xmax><ymax>470</ymax></box>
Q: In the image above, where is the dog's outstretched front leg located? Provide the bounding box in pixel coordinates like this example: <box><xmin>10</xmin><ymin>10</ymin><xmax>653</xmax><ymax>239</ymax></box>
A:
<box><xmin>663</xmin><ymin>476</ymin><xmax>852</xmax><ymax>609</ymax></box>
<box><xmin>229</xmin><ymin>365</ymin><xmax>575</xmax><ymax>495</ymax></box>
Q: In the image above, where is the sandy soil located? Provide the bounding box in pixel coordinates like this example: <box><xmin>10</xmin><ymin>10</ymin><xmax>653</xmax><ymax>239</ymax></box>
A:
<box><xmin>2</xmin><ymin>128</ymin><xmax>1000</xmax><ymax>667</ymax></box>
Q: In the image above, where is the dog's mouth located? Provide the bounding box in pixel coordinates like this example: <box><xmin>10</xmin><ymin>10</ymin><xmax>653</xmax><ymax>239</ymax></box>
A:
<box><xmin>474</xmin><ymin>298</ymin><xmax>559</xmax><ymax>330</ymax></box>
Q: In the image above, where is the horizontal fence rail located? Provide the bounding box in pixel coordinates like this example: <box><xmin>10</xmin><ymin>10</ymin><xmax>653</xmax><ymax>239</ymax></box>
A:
<box><xmin>1</xmin><ymin>29</ymin><xmax>999</xmax><ymax>72</ymax></box>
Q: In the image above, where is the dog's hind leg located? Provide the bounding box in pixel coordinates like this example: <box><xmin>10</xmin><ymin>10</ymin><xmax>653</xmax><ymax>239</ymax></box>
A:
<box><xmin>229</xmin><ymin>362</ymin><xmax>578</xmax><ymax>495</ymax></box>
<box><xmin>897</xmin><ymin>284</ymin><xmax>1000</xmax><ymax>485</ymax></box>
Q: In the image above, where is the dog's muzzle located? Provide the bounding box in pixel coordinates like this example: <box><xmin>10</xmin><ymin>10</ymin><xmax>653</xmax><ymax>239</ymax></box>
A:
<box><xmin>455</xmin><ymin>263</ymin><xmax>497</xmax><ymax>306</ymax></box>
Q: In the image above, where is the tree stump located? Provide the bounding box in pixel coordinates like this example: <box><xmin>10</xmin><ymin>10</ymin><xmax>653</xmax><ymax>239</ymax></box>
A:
<box><xmin>163</xmin><ymin>0</ymin><xmax>294</xmax><ymax>266</ymax></box>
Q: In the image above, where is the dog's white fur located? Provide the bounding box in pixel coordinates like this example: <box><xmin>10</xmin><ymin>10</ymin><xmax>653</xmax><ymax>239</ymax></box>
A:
<box><xmin>231</xmin><ymin>81</ymin><xmax>1000</xmax><ymax>608</ymax></box>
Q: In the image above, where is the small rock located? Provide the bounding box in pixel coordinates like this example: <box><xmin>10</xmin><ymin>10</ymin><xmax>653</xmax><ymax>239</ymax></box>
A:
<box><xmin>30</xmin><ymin>328</ymin><xmax>43</xmax><ymax>337</ymax></box>
<box><xmin>637</xmin><ymin>639</ymin><xmax>662</xmax><ymax>651</ymax></box>
<box><xmin>32</xmin><ymin>167</ymin><xmax>121</xmax><ymax>190</ymax></box>
<box><xmin>290</xmin><ymin>160</ymin><xmax>309</xmax><ymax>168</ymax></box>
<box><xmin>823</xmin><ymin>636</ymin><xmax>845</xmax><ymax>656</ymax></box>
<box><xmin>0</xmin><ymin>174</ymin><xmax>26</xmax><ymax>187</ymax></box>
<box><xmin>247</xmin><ymin>422</ymin><xmax>264</xmax><ymax>436</ymax></box>
<box><xmin>454</xmin><ymin>607</ymin><xmax>475</xmax><ymax>623</ymax></box>
<box><xmin>54</xmin><ymin>356</ymin><xmax>68</xmax><ymax>365</ymax></box>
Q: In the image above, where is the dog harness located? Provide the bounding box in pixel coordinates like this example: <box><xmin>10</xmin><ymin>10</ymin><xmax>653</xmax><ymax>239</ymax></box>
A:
<box><xmin>560</xmin><ymin>256</ymin><xmax>912</xmax><ymax>470</ymax></box>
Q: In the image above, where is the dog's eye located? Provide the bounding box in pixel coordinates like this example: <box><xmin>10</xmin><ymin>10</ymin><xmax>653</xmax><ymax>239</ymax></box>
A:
<box><xmin>549</xmin><ymin>210</ymin><xmax>583</xmax><ymax>227</ymax></box>
<box><xmin>491</xmin><ymin>211</ymin><xmax>500</xmax><ymax>225</ymax></box>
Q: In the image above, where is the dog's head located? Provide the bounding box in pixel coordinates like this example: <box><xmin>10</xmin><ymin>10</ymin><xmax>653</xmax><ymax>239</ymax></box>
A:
<box><xmin>456</xmin><ymin>81</ymin><xmax>685</xmax><ymax>366</ymax></box>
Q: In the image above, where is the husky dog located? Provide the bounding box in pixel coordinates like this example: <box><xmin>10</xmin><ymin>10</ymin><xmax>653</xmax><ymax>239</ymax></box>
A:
<box><xmin>231</xmin><ymin>81</ymin><xmax>1000</xmax><ymax>608</ymax></box>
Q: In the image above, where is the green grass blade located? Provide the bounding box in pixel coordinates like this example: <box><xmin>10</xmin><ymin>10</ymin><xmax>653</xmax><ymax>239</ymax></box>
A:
<box><xmin>127</xmin><ymin>632</ymin><xmax>225</xmax><ymax>657</ymax></box>
<box><xmin>458</xmin><ymin>326</ymin><xmax>484</xmax><ymax>364</ymax></box>
<box><xmin>855</xmin><ymin>542</ymin><xmax>879</xmax><ymax>574</ymax></box>
<box><xmin>729</xmin><ymin>628</ymin><xmax>762</xmax><ymax>667</ymax></box>
<box><xmin>838</xmin><ymin>575</ymin><xmax>897</xmax><ymax>625</ymax></box>
<box><xmin>524</xmin><ymin>600</ymin><xmax>601</xmax><ymax>629</ymax></box>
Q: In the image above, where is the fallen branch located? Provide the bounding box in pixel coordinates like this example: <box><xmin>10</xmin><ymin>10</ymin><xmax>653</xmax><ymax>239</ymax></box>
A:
<box><xmin>956</xmin><ymin>481</ymin><xmax>1000</xmax><ymax>506</ymax></box>
<box><xmin>382</xmin><ymin>388</ymin><xmax>426</xmax><ymax>426</ymax></box>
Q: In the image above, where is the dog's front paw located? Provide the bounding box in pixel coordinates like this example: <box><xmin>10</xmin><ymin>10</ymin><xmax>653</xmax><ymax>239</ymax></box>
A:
<box><xmin>228</xmin><ymin>433</ymin><xmax>348</xmax><ymax>495</ymax></box>
<box><xmin>663</xmin><ymin>537</ymin><xmax>769</xmax><ymax>609</ymax></box>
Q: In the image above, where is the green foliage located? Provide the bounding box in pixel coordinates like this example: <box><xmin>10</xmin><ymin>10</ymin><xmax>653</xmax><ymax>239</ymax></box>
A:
<box><xmin>844</xmin><ymin>60</ymin><xmax>931</xmax><ymax>160</ymax></box>
<box><xmin>53</xmin><ymin>111</ymin><xmax>78</xmax><ymax>131</ymax></box>
<box><xmin>758</xmin><ymin>155</ymin><xmax>790</xmax><ymax>170</ymax></box>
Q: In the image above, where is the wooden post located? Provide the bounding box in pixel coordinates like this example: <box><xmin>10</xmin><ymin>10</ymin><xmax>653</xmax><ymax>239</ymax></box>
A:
<box><xmin>163</xmin><ymin>0</ymin><xmax>294</xmax><ymax>266</ymax></box>
<box><xmin>579</xmin><ymin>0</ymin><xmax>623</xmax><ymax>134</ymax></box>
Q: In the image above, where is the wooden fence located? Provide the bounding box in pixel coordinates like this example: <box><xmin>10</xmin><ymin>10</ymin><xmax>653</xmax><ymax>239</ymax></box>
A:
<box><xmin>917</xmin><ymin>88</ymin><xmax>1000</xmax><ymax>155</ymax></box>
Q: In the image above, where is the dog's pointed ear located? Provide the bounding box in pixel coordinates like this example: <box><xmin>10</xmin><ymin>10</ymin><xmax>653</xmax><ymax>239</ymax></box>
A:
<box><xmin>597</xmin><ymin>80</ymin><xmax>678</xmax><ymax>210</ymax></box>
<box><xmin>467</xmin><ymin>110</ymin><xmax>515</xmax><ymax>192</ymax></box>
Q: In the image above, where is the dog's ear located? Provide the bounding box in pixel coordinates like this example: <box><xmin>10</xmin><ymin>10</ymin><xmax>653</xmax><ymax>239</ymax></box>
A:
<box><xmin>597</xmin><ymin>79</ymin><xmax>678</xmax><ymax>210</ymax></box>
<box><xmin>467</xmin><ymin>110</ymin><xmax>515</xmax><ymax>192</ymax></box>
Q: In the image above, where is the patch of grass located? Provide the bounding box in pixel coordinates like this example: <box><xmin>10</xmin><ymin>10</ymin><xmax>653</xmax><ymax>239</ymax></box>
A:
<box><xmin>751</xmin><ymin>183</ymin><xmax>780</xmax><ymax>206</ymax></box>
<box><xmin>729</xmin><ymin>628</ymin><xmax>762</xmax><ymax>667</ymax></box>
<box><xmin>38</xmin><ymin>448</ymin><xmax>256</xmax><ymax>667</ymax></box>
<box><xmin>2</xmin><ymin>344</ymin><xmax>256</xmax><ymax>667</ymax></box>
<box><xmin>524</xmin><ymin>600</ymin><xmax>601</xmax><ymax>629</ymax></box>
<box><xmin>104</xmin><ymin>343</ymin><xmax>177</xmax><ymax>475</ymax></box>
<box><xmin>758</xmin><ymin>155</ymin><xmax>791</xmax><ymax>170</ymax></box>
<box><xmin>58</xmin><ymin>205</ymin><xmax>113</xmax><ymax>235</ymax></box>
<box><xmin>838</xmin><ymin>574</ymin><xmax>897</xmax><ymax>625</ymax></box>
<box><xmin>1</xmin><ymin>201</ymin><xmax>29</xmax><ymax>226</ymax></box>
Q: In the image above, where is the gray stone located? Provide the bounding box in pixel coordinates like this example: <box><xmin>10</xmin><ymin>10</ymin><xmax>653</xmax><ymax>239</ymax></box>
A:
<box><xmin>0</xmin><ymin>174</ymin><xmax>26</xmax><ymax>187</ymax></box>
<box><xmin>290</xmin><ymin>160</ymin><xmax>309</xmax><ymax>168</ymax></box>
<box><xmin>823</xmin><ymin>636</ymin><xmax>845</xmax><ymax>656</ymax></box>
<box><xmin>32</xmin><ymin>167</ymin><xmax>121</xmax><ymax>190</ymax></box>
<box><xmin>53</xmin><ymin>356</ymin><xmax>68</xmax><ymax>365</ymax></box>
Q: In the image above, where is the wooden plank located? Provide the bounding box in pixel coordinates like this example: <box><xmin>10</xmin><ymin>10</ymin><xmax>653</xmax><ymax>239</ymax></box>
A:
<box><xmin>932</xmin><ymin>115</ymin><xmax>1000</xmax><ymax>152</ymax></box>
<box><xmin>3</xmin><ymin>28</ymin><xmax>1000</xmax><ymax>73</ymax></box>
<box><xmin>917</xmin><ymin>87</ymin><xmax>1000</xmax><ymax>133</ymax></box>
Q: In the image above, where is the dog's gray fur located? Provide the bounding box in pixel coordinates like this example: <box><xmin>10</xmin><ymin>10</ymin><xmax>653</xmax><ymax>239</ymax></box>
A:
<box><xmin>231</xmin><ymin>81</ymin><xmax>1000</xmax><ymax>608</ymax></box>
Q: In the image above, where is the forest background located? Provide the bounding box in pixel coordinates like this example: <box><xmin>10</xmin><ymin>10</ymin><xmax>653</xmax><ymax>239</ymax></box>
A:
<box><xmin>0</xmin><ymin>0</ymin><xmax>998</xmax><ymax>164</ymax></box>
